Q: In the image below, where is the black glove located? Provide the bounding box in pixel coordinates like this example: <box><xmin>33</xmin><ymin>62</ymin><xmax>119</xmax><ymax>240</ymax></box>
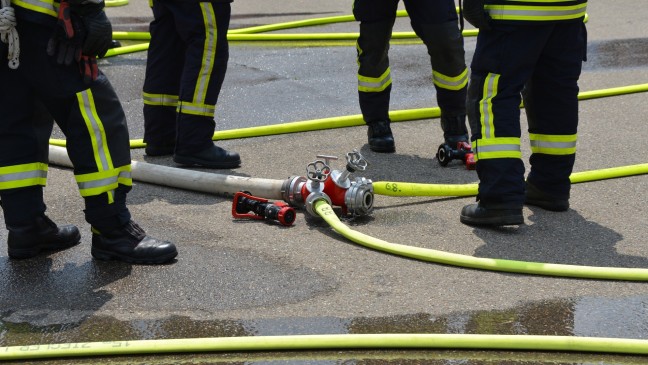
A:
<box><xmin>463</xmin><ymin>0</ymin><xmax>491</xmax><ymax>31</ymax></box>
<box><xmin>80</xmin><ymin>10</ymin><xmax>112</xmax><ymax>58</ymax></box>
<box><xmin>47</xmin><ymin>0</ymin><xmax>84</xmax><ymax>65</ymax></box>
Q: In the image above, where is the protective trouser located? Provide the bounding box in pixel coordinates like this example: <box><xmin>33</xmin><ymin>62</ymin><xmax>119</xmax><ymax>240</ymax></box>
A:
<box><xmin>142</xmin><ymin>0</ymin><xmax>231</xmax><ymax>155</ymax></box>
<box><xmin>467</xmin><ymin>21</ymin><xmax>587</xmax><ymax>207</ymax></box>
<box><xmin>0</xmin><ymin>21</ymin><xmax>133</xmax><ymax>231</ymax></box>
<box><xmin>353</xmin><ymin>0</ymin><xmax>468</xmax><ymax>135</ymax></box>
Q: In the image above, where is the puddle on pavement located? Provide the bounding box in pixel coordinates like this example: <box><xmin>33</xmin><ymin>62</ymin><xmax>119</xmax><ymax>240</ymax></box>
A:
<box><xmin>2</xmin><ymin>295</ymin><xmax>648</xmax><ymax>364</ymax></box>
<box><xmin>583</xmin><ymin>38</ymin><xmax>648</xmax><ymax>71</ymax></box>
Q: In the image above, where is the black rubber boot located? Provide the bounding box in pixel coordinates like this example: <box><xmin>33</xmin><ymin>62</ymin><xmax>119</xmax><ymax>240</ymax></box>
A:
<box><xmin>91</xmin><ymin>220</ymin><xmax>178</xmax><ymax>264</ymax></box>
<box><xmin>174</xmin><ymin>144</ymin><xmax>241</xmax><ymax>169</ymax></box>
<box><xmin>460</xmin><ymin>203</ymin><xmax>524</xmax><ymax>226</ymax></box>
<box><xmin>7</xmin><ymin>215</ymin><xmax>81</xmax><ymax>259</ymax></box>
<box><xmin>525</xmin><ymin>182</ymin><xmax>570</xmax><ymax>212</ymax></box>
<box><xmin>367</xmin><ymin>120</ymin><xmax>395</xmax><ymax>153</ymax></box>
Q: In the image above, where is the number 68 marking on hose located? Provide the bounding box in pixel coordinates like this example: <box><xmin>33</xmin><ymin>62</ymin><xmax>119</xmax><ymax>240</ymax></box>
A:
<box><xmin>384</xmin><ymin>182</ymin><xmax>399</xmax><ymax>192</ymax></box>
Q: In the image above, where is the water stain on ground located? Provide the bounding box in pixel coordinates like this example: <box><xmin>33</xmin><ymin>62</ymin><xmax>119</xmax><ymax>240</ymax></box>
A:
<box><xmin>2</xmin><ymin>295</ymin><xmax>648</xmax><ymax>364</ymax></box>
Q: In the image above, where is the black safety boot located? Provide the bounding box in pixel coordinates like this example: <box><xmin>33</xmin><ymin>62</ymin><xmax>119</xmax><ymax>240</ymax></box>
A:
<box><xmin>460</xmin><ymin>203</ymin><xmax>524</xmax><ymax>226</ymax></box>
<box><xmin>367</xmin><ymin>120</ymin><xmax>395</xmax><ymax>153</ymax></box>
<box><xmin>145</xmin><ymin>142</ymin><xmax>175</xmax><ymax>157</ymax></box>
<box><xmin>174</xmin><ymin>144</ymin><xmax>241</xmax><ymax>169</ymax></box>
<box><xmin>7</xmin><ymin>215</ymin><xmax>81</xmax><ymax>259</ymax></box>
<box><xmin>525</xmin><ymin>182</ymin><xmax>570</xmax><ymax>212</ymax></box>
<box><xmin>91</xmin><ymin>220</ymin><xmax>178</xmax><ymax>264</ymax></box>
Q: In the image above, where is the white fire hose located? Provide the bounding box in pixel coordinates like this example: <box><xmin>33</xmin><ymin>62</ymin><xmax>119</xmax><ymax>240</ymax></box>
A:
<box><xmin>48</xmin><ymin>145</ymin><xmax>287</xmax><ymax>200</ymax></box>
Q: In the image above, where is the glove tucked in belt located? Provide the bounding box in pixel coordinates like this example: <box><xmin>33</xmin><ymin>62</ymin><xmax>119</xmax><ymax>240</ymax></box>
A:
<box><xmin>46</xmin><ymin>0</ymin><xmax>112</xmax><ymax>84</ymax></box>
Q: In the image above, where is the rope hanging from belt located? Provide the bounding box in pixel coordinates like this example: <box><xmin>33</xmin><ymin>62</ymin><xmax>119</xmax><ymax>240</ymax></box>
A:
<box><xmin>0</xmin><ymin>0</ymin><xmax>20</xmax><ymax>69</ymax></box>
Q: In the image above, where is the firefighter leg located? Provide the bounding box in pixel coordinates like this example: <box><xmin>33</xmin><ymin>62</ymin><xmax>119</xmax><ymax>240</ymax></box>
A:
<box><xmin>167</xmin><ymin>1</ymin><xmax>240</xmax><ymax>168</ymax></box>
<box><xmin>143</xmin><ymin>0</ymin><xmax>185</xmax><ymax>156</ymax></box>
<box><xmin>0</xmin><ymin>60</ymin><xmax>80</xmax><ymax>259</ymax></box>
<box><xmin>356</xmin><ymin>19</ymin><xmax>397</xmax><ymax>152</ymax></box>
<box><xmin>523</xmin><ymin>22</ymin><xmax>586</xmax><ymax>211</ymax></box>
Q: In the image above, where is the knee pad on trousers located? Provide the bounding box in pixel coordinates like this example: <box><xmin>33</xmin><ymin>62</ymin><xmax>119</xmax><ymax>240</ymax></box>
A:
<box><xmin>411</xmin><ymin>20</ymin><xmax>466</xmax><ymax>76</ymax></box>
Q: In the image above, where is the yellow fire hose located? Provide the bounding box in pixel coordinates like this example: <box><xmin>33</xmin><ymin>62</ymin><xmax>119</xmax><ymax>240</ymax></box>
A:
<box><xmin>2</xmin><ymin>333</ymin><xmax>648</xmax><ymax>361</ymax></box>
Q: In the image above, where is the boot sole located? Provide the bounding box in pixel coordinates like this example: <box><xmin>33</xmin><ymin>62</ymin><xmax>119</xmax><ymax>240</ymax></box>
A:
<box><xmin>460</xmin><ymin>214</ymin><xmax>524</xmax><ymax>226</ymax></box>
<box><xmin>8</xmin><ymin>233</ymin><xmax>82</xmax><ymax>259</ymax></box>
<box><xmin>91</xmin><ymin>248</ymin><xmax>178</xmax><ymax>265</ymax></box>
<box><xmin>173</xmin><ymin>155</ymin><xmax>241</xmax><ymax>169</ymax></box>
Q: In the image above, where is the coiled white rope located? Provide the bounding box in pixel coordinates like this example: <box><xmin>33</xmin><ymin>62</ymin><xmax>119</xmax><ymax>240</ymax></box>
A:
<box><xmin>0</xmin><ymin>0</ymin><xmax>20</xmax><ymax>69</ymax></box>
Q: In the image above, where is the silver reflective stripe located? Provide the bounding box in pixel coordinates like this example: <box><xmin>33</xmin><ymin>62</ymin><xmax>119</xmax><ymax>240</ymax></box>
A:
<box><xmin>0</xmin><ymin>170</ymin><xmax>47</xmax><ymax>183</ymax></box>
<box><xmin>78</xmin><ymin>90</ymin><xmax>110</xmax><ymax>171</ymax></box>
<box><xmin>179</xmin><ymin>103</ymin><xmax>215</xmax><ymax>115</ymax></box>
<box><xmin>143</xmin><ymin>93</ymin><xmax>178</xmax><ymax>106</ymax></box>
<box><xmin>77</xmin><ymin>176</ymin><xmax>118</xmax><ymax>191</ymax></box>
<box><xmin>530</xmin><ymin>140</ymin><xmax>577</xmax><ymax>149</ymax></box>
<box><xmin>475</xmin><ymin>144</ymin><xmax>521</xmax><ymax>153</ymax></box>
<box><xmin>194</xmin><ymin>3</ymin><xmax>217</xmax><ymax>105</ymax></box>
<box><xmin>358</xmin><ymin>74</ymin><xmax>391</xmax><ymax>91</ymax></box>
<box><xmin>487</xmin><ymin>4</ymin><xmax>587</xmax><ymax>20</ymax></box>
<box><xmin>433</xmin><ymin>72</ymin><xmax>468</xmax><ymax>89</ymax></box>
<box><xmin>480</xmin><ymin>74</ymin><xmax>498</xmax><ymax>138</ymax></box>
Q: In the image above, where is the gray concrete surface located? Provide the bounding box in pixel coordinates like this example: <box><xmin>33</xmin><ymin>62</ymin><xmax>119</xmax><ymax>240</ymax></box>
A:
<box><xmin>1</xmin><ymin>1</ymin><xmax>648</xmax><ymax>363</ymax></box>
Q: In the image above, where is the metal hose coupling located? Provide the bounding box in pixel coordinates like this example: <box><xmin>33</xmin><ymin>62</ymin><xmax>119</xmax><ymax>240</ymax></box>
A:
<box><xmin>281</xmin><ymin>150</ymin><xmax>374</xmax><ymax>217</ymax></box>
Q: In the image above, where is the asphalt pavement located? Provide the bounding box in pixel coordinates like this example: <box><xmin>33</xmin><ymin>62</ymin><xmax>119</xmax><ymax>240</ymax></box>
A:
<box><xmin>1</xmin><ymin>1</ymin><xmax>648</xmax><ymax>364</ymax></box>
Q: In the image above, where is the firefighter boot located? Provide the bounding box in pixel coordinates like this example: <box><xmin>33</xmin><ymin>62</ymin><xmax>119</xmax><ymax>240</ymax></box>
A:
<box><xmin>91</xmin><ymin>220</ymin><xmax>178</xmax><ymax>264</ymax></box>
<box><xmin>174</xmin><ymin>144</ymin><xmax>241</xmax><ymax>169</ymax></box>
<box><xmin>460</xmin><ymin>203</ymin><xmax>524</xmax><ymax>226</ymax></box>
<box><xmin>525</xmin><ymin>182</ymin><xmax>570</xmax><ymax>212</ymax></box>
<box><xmin>7</xmin><ymin>215</ymin><xmax>81</xmax><ymax>259</ymax></box>
<box><xmin>367</xmin><ymin>120</ymin><xmax>395</xmax><ymax>153</ymax></box>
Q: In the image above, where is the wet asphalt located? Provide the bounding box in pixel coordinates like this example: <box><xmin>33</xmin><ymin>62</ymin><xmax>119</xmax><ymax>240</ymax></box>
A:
<box><xmin>1</xmin><ymin>0</ymin><xmax>648</xmax><ymax>364</ymax></box>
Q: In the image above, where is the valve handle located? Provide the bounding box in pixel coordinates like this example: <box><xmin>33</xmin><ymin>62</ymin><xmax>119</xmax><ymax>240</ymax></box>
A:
<box><xmin>306</xmin><ymin>160</ymin><xmax>330</xmax><ymax>182</ymax></box>
<box><xmin>346</xmin><ymin>149</ymin><xmax>368</xmax><ymax>172</ymax></box>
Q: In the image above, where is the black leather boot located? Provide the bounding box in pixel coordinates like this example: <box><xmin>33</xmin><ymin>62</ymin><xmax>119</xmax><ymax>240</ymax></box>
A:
<box><xmin>367</xmin><ymin>120</ymin><xmax>395</xmax><ymax>153</ymax></box>
<box><xmin>91</xmin><ymin>220</ymin><xmax>178</xmax><ymax>264</ymax></box>
<box><xmin>525</xmin><ymin>182</ymin><xmax>570</xmax><ymax>212</ymax></box>
<box><xmin>174</xmin><ymin>144</ymin><xmax>241</xmax><ymax>169</ymax></box>
<box><xmin>7</xmin><ymin>215</ymin><xmax>81</xmax><ymax>259</ymax></box>
<box><xmin>460</xmin><ymin>203</ymin><xmax>524</xmax><ymax>226</ymax></box>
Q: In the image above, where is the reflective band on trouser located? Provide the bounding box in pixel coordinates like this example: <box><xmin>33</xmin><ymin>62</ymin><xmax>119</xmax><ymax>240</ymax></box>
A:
<box><xmin>11</xmin><ymin>0</ymin><xmax>57</xmax><ymax>17</ymax></box>
<box><xmin>432</xmin><ymin>68</ymin><xmax>468</xmax><ymax>91</ymax></box>
<box><xmin>529</xmin><ymin>133</ymin><xmax>577</xmax><ymax>155</ymax></box>
<box><xmin>176</xmin><ymin>101</ymin><xmax>216</xmax><ymax>117</ymax></box>
<box><xmin>0</xmin><ymin>163</ymin><xmax>48</xmax><ymax>190</ymax></box>
<box><xmin>358</xmin><ymin>67</ymin><xmax>392</xmax><ymax>93</ymax></box>
<box><xmin>474</xmin><ymin>137</ymin><xmax>521</xmax><ymax>161</ymax></box>
<box><xmin>485</xmin><ymin>3</ymin><xmax>587</xmax><ymax>22</ymax></box>
<box><xmin>479</xmin><ymin>73</ymin><xmax>500</xmax><ymax>139</ymax></box>
<box><xmin>75</xmin><ymin>166</ymin><xmax>132</xmax><ymax>197</ymax></box>
<box><xmin>192</xmin><ymin>3</ymin><xmax>217</xmax><ymax>107</ymax></box>
<box><xmin>142</xmin><ymin>92</ymin><xmax>179</xmax><ymax>107</ymax></box>
<box><xmin>76</xmin><ymin>88</ymin><xmax>121</xmax><ymax>203</ymax></box>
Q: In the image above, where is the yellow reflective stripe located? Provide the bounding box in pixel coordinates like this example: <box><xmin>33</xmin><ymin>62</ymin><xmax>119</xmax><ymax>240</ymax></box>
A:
<box><xmin>432</xmin><ymin>68</ymin><xmax>468</xmax><ymax>91</ymax></box>
<box><xmin>177</xmin><ymin>101</ymin><xmax>216</xmax><ymax>117</ymax></box>
<box><xmin>358</xmin><ymin>68</ymin><xmax>392</xmax><ymax>92</ymax></box>
<box><xmin>479</xmin><ymin>73</ymin><xmax>500</xmax><ymax>139</ymax></box>
<box><xmin>0</xmin><ymin>163</ymin><xmax>48</xmax><ymax>190</ymax></box>
<box><xmin>142</xmin><ymin>92</ymin><xmax>179</xmax><ymax>107</ymax></box>
<box><xmin>11</xmin><ymin>0</ymin><xmax>57</xmax><ymax>17</ymax></box>
<box><xmin>77</xmin><ymin>89</ymin><xmax>115</xmax><ymax>172</ymax></box>
<box><xmin>474</xmin><ymin>137</ymin><xmax>522</xmax><ymax>161</ymax></box>
<box><xmin>74</xmin><ymin>165</ymin><xmax>132</xmax><ymax>197</ymax></box>
<box><xmin>193</xmin><ymin>3</ymin><xmax>217</xmax><ymax>105</ymax></box>
<box><xmin>486</xmin><ymin>3</ymin><xmax>587</xmax><ymax>21</ymax></box>
<box><xmin>529</xmin><ymin>133</ymin><xmax>577</xmax><ymax>155</ymax></box>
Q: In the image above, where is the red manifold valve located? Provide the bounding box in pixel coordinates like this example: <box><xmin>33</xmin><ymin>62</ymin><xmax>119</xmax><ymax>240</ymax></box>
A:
<box><xmin>281</xmin><ymin>150</ymin><xmax>374</xmax><ymax>217</ymax></box>
<box><xmin>232</xmin><ymin>191</ymin><xmax>296</xmax><ymax>226</ymax></box>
